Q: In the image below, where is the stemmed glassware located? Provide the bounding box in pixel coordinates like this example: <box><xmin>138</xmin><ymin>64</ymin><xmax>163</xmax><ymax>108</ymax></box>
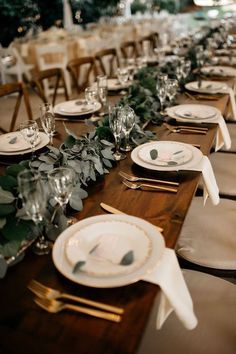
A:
<box><xmin>17</xmin><ymin>169</ymin><xmax>51</xmax><ymax>255</ymax></box>
<box><xmin>85</xmin><ymin>86</ymin><xmax>98</xmax><ymax>107</ymax></box>
<box><xmin>166</xmin><ymin>78</ymin><xmax>179</xmax><ymax>105</ymax></box>
<box><xmin>97</xmin><ymin>75</ymin><xmax>108</xmax><ymax>114</ymax></box>
<box><xmin>40</xmin><ymin>103</ymin><xmax>56</xmax><ymax>146</ymax></box>
<box><xmin>108</xmin><ymin>106</ymin><xmax>126</xmax><ymax>161</ymax></box>
<box><xmin>20</xmin><ymin>120</ymin><xmax>39</xmax><ymax>155</ymax></box>
<box><xmin>120</xmin><ymin>106</ymin><xmax>135</xmax><ymax>152</ymax></box>
<box><xmin>156</xmin><ymin>74</ymin><xmax>168</xmax><ymax>115</ymax></box>
<box><xmin>48</xmin><ymin>167</ymin><xmax>76</xmax><ymax>215</ymax></box>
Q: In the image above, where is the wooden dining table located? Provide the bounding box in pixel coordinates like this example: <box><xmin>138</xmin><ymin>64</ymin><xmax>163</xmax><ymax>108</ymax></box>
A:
<box><xmin>0</xmin><ymin>87</ymin><xmax>230</xmax><ymax>354</ymax></box>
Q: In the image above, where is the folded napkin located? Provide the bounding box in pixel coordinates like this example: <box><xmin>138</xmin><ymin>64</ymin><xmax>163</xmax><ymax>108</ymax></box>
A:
<box><xmin>188</xmin><ymin>155</ymin><xmax>220</xmax><ymax>206</ymax></box>
<box><xmin>219</xmin><ymin>87</ymin><xmax>236</xmax><ymax>121</ymax></box>
<box><xmin>213</xmin><ymin>113</ymin><xmax>231</xmax><ymax>151</ymax></box>
<box><xmin>142</xmin><ymin>248</ymin><xmax>198</xmax><ymax>330</ymax></box>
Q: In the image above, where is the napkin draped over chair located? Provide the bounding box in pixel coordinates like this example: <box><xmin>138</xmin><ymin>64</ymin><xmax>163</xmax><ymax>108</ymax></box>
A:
<box><xmin>137</xmin><ymin>269</ymin><xmax>236</xmax><ymax>354</ymax></box>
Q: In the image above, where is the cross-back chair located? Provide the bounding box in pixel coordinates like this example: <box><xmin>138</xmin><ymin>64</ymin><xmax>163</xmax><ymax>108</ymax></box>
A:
<box><xmin>94</xmin><ymin>48</ymin><xmax>120</xmax><ymax>78</ymax></box>
<box><xmin>0</xmin><ymin>82</ymin><xmax>32</xmax><ymax>133</ymax></box>
<box><xmin>28</xmin><ymin>68</ymin><xmax>69</xmax><ymax>106</ymax></box>
<box><xmin>120</xmin><ymin>40</ymin><xmax>140</xmax><ymax>59</ymax></box>
<box><xmin>139</xmin><ymin>33</ymin><xmax>159</xmax><ymax>56</ymax></box>
<box><xmin>67</xmin><ymin>56</ymin><xmax>97</xmax><ymax>95</ymax></box>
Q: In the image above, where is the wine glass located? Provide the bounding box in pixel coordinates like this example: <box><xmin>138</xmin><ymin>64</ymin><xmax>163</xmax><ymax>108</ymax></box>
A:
<box><xmin>156</xmin><ymin>75</ymin><xmax>167</xmax><ymax>115</ymax></box>
<box><xmin>120</xmin><ymin>106</ymin><xmax>135</xmax><ymax>152</ymax></box>
<box><xmin>85</xmin><ymin>86</ymin><xmax>98</xmax><ymax>107</ymax></box>
<box><xmin>116</xmin><ymin>67</ymin><xmax>129</xmax><ymax>86</ymax></box>
<box><xmin>97</xmin><ymin>75</ymin><xmax>108</xmax><ymax>114</ymax></box>
<box><xmin>17</xmin><ymin>169</ymin><xmax>51</xmax><ymax>255</ymax></box>
<box><xmin>20</xmin><ymin>120</ymin><xmax>39</xmax><ymax>155</ymax></box>
<box><xmin>48</xmin><ymin>167</ymin><xmax>76</xmax><ymax>213</ymax></box>
<box><xmin>166</xmin><ymin>78</ymin><xmax>178</xmax><ymax>105</ymax></box>
<box><xmin>108</xmin><ymin>106</ymin><xmax>126</xmax><ymax>161</ymax></box>
<box><xmin>40</xmin><ymin>103</ymin><xmax>55</xmax><ymax>146</ymax></box>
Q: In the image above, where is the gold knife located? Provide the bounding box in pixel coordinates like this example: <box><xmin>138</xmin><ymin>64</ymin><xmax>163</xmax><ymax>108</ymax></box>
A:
<box><xmin>100</xmin><ymin>203</ymin><xmax>163</xmax><ymax>233</ymax></box>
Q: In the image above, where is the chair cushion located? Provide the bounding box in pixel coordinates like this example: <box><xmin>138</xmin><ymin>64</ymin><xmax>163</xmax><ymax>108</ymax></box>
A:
<box><xmin>202</xmin><ymin>152</ymin><xmax>236</xmax><ymax>197</ymax></box>
<box><xmin>176</xmin><ymin>197</ymin><xmax>236</xmax><ymax>269</ymax></box>
<box><xmin>220</xmin><ymin>123</ymin><xmax>236</xmax><ymax>152</ymax></box>
<box><xmin>137</xmin><ymin>269</ymin><xmax>236</xmax><ymax>354</ymax></box>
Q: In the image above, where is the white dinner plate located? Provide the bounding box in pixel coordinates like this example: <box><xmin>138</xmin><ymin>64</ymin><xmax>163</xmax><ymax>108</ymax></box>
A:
<box><xmin>0</xmin><ymin>132</ymin><xmax>49</xmax><ymax>156</ymax></box>
<box><xmin>131</xmin><ymin>141</ymin><xmax>203</xmax><ymax>172</ymax></box>
<box><xmin>0</xmin><ymin>131</ymin><xmax>41</xmax><ymax>153</ymax></box>
<box><xmin>138</xmin><ymin>141</ymin><xmax>193</xmax><ymax>167</ymax></box>
<box><xmin>201</xmin><ymin>66</ymin><xmax>236</xmax><ymax>77</ymax></box>
<box><xmin>52</xmin><ymin>214</ymin><xmax>165</xmax><ymax>288</ymax></box>
<box><xmin>54</xmin><ymin>100</ymin><xmax>101</xmax><ymax>116</ymax></box>
<box><xmin>107</xmin><ymin>78</ymin><xmax>130</xmax><ymax>91</ymax></box>
<box><xmin>185</xmin><ymin>81</ymin><xmax>228</xmax><ymax>94</ymax></box>
<box><xmin>166</xmin><ymin>104</ymin><xmax>219</xmax><ymax>123</ymax></box>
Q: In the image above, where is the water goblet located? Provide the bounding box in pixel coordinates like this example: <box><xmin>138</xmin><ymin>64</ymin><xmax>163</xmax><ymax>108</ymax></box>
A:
<box><xmin>85</xmin><ymin>86</ymin><xmax>98</xmax><ymax>107</ymax></box>
<box><xmin>40</xmin><ymin>103</ymin><xmax>55</xmax><ymax>146</ymax></box>
<box><xmin>166</xmin><ymin>78</ymin><xmax>178</xmax><ymax>105</ymax></box>
<box><xmin>17</xmin><ymin>169</ymin><xmax>51</xmax><ymax>255</ymax></box>
<box><xmin>120</xmin><ymin>106</ymin><xmax>135</xmax><ymax>152</ymax></box>
<box><xmin>48</xmin><ymin>167</ymin><xmax>76</xmax><ymax>214</ymax></box>
<box><xmin>20</xmin><ymin>120</ymin><xmax>39</xmax><ymax>155</ymax></box>
<box><xmin>108</xmin><ymin>106</ymin><xmax>126</xmax><ymax>161</ymax></box>
<box><xmin>156</xmin><ymin>76</ymin><xmax>167</xmax><ymax>115</ymax></box>
<box><xmin>117</xmin><ymin>67</ymin><xmax>129</xmax><ymax>86</ymax></box>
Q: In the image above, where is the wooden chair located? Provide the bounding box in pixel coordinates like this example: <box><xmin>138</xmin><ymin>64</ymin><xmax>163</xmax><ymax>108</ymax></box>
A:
<box><xmin>67</xmin><ymin>56</ymin><xmax>97</xmax><ymax>94</ymax></box>
<box><xmin>138</xmin><ymin>269</ymin><xmax>236</xmax><ymax>354</ymax></box>
<box><xmin>94</xmin><ymin>48</ymin><xmax>120</xmax><ymax>78</ymax></box>
<box><xmin>138</xmin><ymin>33</ymin><xmax>159</xmax><ymax>56</ymax></box>
<box><xmin>176</xmin><ymin>197</ymin><xmax>236</xmax><ymax>277</ymax></box>
<box><xmin>0</xmin><ymin>82</ymin><xmax>32</xmax><ymax>133</ymax></box>
<box><xmin>120</xmin><ymin>40</ymin><xmax>140</xmax><ymax>59</ymax></box>
<box><xmin>35</xmin><ymin>43</ymin><xmax>71</xmax><ymax>97</ymax></box>
<box><xmin>28</xmin><ymin>68</ymin><xmax>69</xmax><ymax>106</ymax></box>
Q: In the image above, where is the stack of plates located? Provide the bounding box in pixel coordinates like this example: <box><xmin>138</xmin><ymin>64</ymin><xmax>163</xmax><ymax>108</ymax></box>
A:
<box><xmin>0</xmin><ymin>132</ymin><xmax>49</xmax><ymax>156</ymax></box>
<box><xmin>52</xmin><ymin>214</ymin><xmax>164</xmax><ymax>288</ymax></box>
<box><xmin>54</xmin><ymin>99</ymin><xmax>101</xmax><ymax>117</ymax></box>
<box><xmin>200</xmin><ymin>66</ymin><xmax>236</xmax><ymax>77</ymax></box>
<box><xmin>166</xmin><ymin>104</ymin><xmax>219</xmax><ymax>123</ymax></box>
<box><xmin>131</xmin><ymin>141</ymin><xmax>203</xmax><ymax>172</ymax></box>
<box><xmin>185</xmin><ymin>81</ymin><xmax>228</xmax><ymax>94</ymax></box>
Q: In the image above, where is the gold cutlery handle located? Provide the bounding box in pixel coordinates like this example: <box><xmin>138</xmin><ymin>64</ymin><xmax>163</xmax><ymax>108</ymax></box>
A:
<box><xmin>63</xmin><ymin>293</ymin><xmax>124</xmax><ymax>314</ymax></box>
<box><xmin>141</xmin><ymin>183</ymin><xmax>177</xmax><ymax>193</ymax></box>
<box><xmin>138</xmin><ymin>177</ymin><xmax>179</xmax><ymax>186</ymax></box>
<box><xmin>65</xmin><ymin>303</ymin><xmax>122</xmax><ymax>322</ymax></box>
<box><xmin>179</xmin><ymin>129</ymin><xmax>206</xmax><ymax>135</ymax></box>
<box><xmin>178</xmin><ymin>125</ymin><xmax>208</xmax><ymax>131</ymax></box>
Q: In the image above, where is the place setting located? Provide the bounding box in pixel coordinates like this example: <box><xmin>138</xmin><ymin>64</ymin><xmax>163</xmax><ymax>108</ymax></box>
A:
<box><xmin>131</xmin><ymin>140</ymin><xmax>220</xmax><ymax>206</ymax></box>
<box><xmin>52</xmin><ymin>212</ymin><xmax>197</xmax><ymax>330</ymax></box>
<box><xmin>166</xmin><ymin>104</ymin><xmax>231</xmax><ymax>152</ymax></box>
<box><xmin>200</xmin><ymin>65</ymin><xmax>236</xmax><ymax>78</ymax></box>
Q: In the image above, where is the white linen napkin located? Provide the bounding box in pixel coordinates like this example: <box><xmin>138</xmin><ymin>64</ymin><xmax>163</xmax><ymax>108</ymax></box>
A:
<box><xmin>142</xmin><ymin>248</ymin><xmax>198</xmax><ymax>330</ymax></box>
<box><xmin>220</xmin><ymin>87</ymin><xmax>236</xmax><ymax>121</ymax></box>
<box><xmin>187</xmin><ymin>155</ymin><xmax>220</xmax><ymax>206</ymax></box>
<box><xmin>214</xmin><ymin>115</ymin><xmax>231</xmax><ymax>151</ymax></box>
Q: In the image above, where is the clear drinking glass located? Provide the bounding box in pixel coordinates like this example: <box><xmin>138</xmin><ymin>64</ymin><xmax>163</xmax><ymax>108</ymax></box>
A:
<box><xmin>120</xmin><ymin>106</ymin><xmax>135</xmax><ymax>152</ymax></box>
<box><xmin>156</xmin><ymin>76</ymin><xmax>167</xmax><ymax>115</ymax></box>
<box><xmin>116</xmin><ymin>67</ymin><xmax>129</xmax><ymax>86</ymax></box>
<box><xmin>85</xmin><ymin>86</ymin><xmax>98</xmax><ymax>107</ymax></box>
<box><xmin>40</xmin><ymin>103</ymin><xmax>55</xmax><ymax>146</ymax></box>
<box><xmin>48</xmin><ymin>167</ymin><xmax>76</xmax><ymax>211</ymax></box>
<box><xmin>166</xmin><ymin>78</ymin><xmax>179</xmax><ymax>105</ymax></box>
<box><xmin>20</xmin><ymin>120</ymin><xmax>39</xmax><ymax>155</ymax></box>
<box><xmin>108</xmin><ymin>106</ymin><xmax>126</xmax><ymax>161</ymax></box>
<box><xmin>18</xmin><ymin>169</ymin><xmax>51</xmax><ymax>255</ymax></box>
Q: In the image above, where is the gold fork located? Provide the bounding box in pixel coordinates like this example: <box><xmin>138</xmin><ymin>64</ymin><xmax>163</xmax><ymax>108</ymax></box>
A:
<box><xmin>122</xmin><ymin>180</ymin><xmax>178</xmax><ymax>193</ymax></box>
<box><xmin>34</xmin><ymin>297</ymin><xmax>121</xmax><ymax>323</ymax></box>
<box><xmin>28</xmin><ymin>280</ymin><xmax>124</xmax><ymax>315</ymax></box>
<box><xmin>119</xmin><ymin>171</ymin><xmax>179</xmax><ymax>186</ymax></box>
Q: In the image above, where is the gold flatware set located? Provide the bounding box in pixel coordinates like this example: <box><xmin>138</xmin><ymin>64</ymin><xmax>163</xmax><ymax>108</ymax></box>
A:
<box><xmin>28</xmin><ymin>279</ymin><xmax>123</xmax><ymax>322</ymax></box>
<box><xmin>163</xmin><ymin>122</ymin><xmax>208</xmax><ymax>135</ymax></box>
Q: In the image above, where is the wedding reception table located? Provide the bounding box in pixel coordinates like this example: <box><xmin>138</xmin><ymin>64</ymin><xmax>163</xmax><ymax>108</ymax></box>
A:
<box><xmin>0</xmin><ymin>83</ymin><xmax>230</xmax><ymax>354</ymax></box>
